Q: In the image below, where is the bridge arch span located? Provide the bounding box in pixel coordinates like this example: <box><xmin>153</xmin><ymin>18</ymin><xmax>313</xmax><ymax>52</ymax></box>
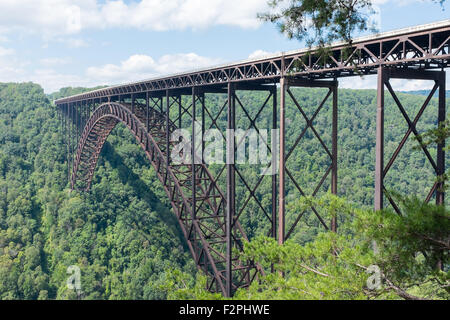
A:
<box><xmin>71</xmin><ymin>101</ymin><xmax>258</xmax><ymax>295</ymax></box>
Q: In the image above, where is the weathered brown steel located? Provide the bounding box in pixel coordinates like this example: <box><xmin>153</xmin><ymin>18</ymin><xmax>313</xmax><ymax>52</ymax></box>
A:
<box><xmin>437</xmin><ymin>72</ymin><xmax>446</xmax><ymax>206</ymax></box>
<box><xmin>280</xmin><ymin>78</ymin><xmax>338</xmax><ymax>242</ymax></box>
<box><xmin>56</xmin><ymin>21</ymin><xmax>449</xmax><ymax>105</ymax></box>
<box><xmin>56</xmin><ymin>21</ymin><xmax>449</xmax><ymax>296</ymax></box>
<box><xmin>375</xmin><ymin>67</ymin><xmax>446</xmax><ymax>213</ymax></box>
<box><xmin>375</xmin><ymin>67</ymin><xmax>385</xmax><ymax>211</ymax></box>
<box><xmin>226</xmin><ymin>82</ymin><xmax>235</xmax><ymax>297</ymax></box>
<box><xmin>278</xmin><ymin>77</ymin><xmax>286</xmax><ymax>245</ymax></box>
<box><xmin>69</xmin><ymin>101</ymin><xmax>258</xmax><ymax>296</ymax></box>
<box><xmin>331</xmin><ymin>83</ymin><xmax>338</xmax><ymax>232</ymax></box>
<box><xmin>272</xmin><ymin>85</ymin><xmax>278</xmax><ymax>239</ymax></box>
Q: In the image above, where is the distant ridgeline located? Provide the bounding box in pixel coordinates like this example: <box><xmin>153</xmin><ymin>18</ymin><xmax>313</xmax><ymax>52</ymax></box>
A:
<box><xmin>402</xmin><ymin>89</ymin><xmax>450</xmax><ymax>98</ymax></box>
<box><xmin>47</xmin><ymin>86</ymin><xmax>109</xmax><ymax>103</ymax></box>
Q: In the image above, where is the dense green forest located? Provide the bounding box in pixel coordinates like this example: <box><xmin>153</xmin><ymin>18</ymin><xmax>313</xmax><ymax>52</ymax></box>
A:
<box><xmin>0</xmin><ymin>81</ymin><xmax>448</xmax><ymax>299</ymax></box>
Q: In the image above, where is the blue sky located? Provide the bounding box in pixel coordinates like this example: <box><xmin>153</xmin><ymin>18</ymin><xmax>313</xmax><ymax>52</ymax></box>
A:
<box><xmin>0</xmin><ymin>0</ymin><xmax>448</xmax><ymax>93</ymax></box>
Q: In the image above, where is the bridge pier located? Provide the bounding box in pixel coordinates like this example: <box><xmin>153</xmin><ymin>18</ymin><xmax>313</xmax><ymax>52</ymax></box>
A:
<box><xmin>375</xmin><ymin>67</ymin><xmax>446</xmax><ymax>213</ymax></box>
<box><xmin>278</xmin><ymin>77</ymin><xmax>339</xmax><ymax>245</ymax></box>
<box><xmin>226</xmin><ymin>83</ymin><xmax>235</xmax><ymax>298</ymax></box>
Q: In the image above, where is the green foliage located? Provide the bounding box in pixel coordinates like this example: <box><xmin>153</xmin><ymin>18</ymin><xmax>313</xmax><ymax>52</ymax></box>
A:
<box><xmin>0</xmin><ymin>83</ymin><xmax>194</xmax><ymax>299</ymax></box>
<box><xmin>259</xmin><ymin>0</ymin><xmax>376</xmax><ymax>47</ymax></box>
<box><xmin>355</xmin><ymin>196</ymin><xmax>449</xmax><ymax>299</ymax></box>
<box><xmin>0</xmin><ymin>82</ymin><xmax>448</xmax><ymax>300</ymax></box>
<box><xmin>259</xmin><ymin>0</ymin><xmax>446</xmax><ymax>48</ymax></box>
<box><xmin>166</xmin><ymin>194</ymin><xmax>449</xmax><ymax>300</ymax></box>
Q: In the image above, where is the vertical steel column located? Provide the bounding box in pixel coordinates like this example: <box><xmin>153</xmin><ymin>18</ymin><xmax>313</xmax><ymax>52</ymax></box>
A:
<box><xmin>278</xmin><ymin>77</ymin><xmax>287</xmax><ymax>244</ymax></box>
<box><xmin>272</xmin><ymin>85</ymin><xmax>277</xmax><ymax>239</ymax></box>
<box><xmin>331</xmin><ymin>83</ymin><xmax>338</xmax><ymax>232</ymax></box>
<box><xmin>437</xmin><ymin>71</ymin><xmax>446</xmax><ymax>271</ymax></box>
<box><xmin>73</xmin><ymin>102</ymin><xmax>75</xmax><ymax>158</ymax></box>
<box><xmin>201</xmin><ymin>93</ymin><xmax>205</xmax><ymax>163</ymax></box>
<box><xmin>75</xmin><ymin>101</ymin><xmax>79</xmax><ymax>146</ymax></box>
<box><xmin>226</xmin><ymin>82</ymin><xmax>235</xmax><ymax>298</ymax></box>
<box><xmin>69</xmin><ymin>103</ymin><xmax>73</xmax><ymax>183</ymax></box>
<box><xmin>78</xmin><ymin>101</ymin><xmax>81</xmax><ymax>136</ymax></box>
<box><xmin>166</xmin><ymin>90</ymin><xmax>170</xmax><ymax>175</ymax></box>
<box><xmin>375</xmin><ymin>67</ymin><xmax>385</xmax><ymax>211</ymax></box>
<box><xmin>146</xmin><ymin>92</ymin><xmax>149</xmax><ymax>132</ymax></box>
<box><xmin>178</xmin><ymin>95</ymin><xmax>182</xmax><ymax>129</ymax></box>
<box><xmin>192</xmin><ymin>87</ymin><xmax>197</xmax><ymax>219</ymax></box>
<box><xmin>436</xmin><ymin>71</ymin><xmax>446</xmax><ymax>206</ymax></box>
<box><xmin>81</xmin><ymin>101</ymin><xmax>84</xmax><ymax>129</ymax></box>
<box><xmin>131</xmin><ymin>93</ymin><xmax>135</xmax><ymax>114</ymax></box>
<box><xmin>66</xmin><ymin>103</ymin><xmax>70</xmax><ymax>184</ymax></box>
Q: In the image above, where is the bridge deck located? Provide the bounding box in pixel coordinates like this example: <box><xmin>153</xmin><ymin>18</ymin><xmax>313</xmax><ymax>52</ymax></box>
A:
<box><xmin>55</xmin><ymin>20</ymin><xmax>450</xmax><ymax>105</ymax></box>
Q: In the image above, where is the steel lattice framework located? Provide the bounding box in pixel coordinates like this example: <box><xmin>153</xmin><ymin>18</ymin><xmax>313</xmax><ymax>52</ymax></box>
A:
<box><xmin>56</xmin><ymin>20</ymin><xmax>449</xmax><ymax>297</ymax></box>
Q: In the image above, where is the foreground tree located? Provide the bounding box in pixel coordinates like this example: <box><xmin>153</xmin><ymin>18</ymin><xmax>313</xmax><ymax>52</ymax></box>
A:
<box><xmin>259</xmin><ymin>0</ymin><xmax>375</xmax><ymax>47</ymax></box>
<box><xmin>259</xmin><ymin>0</ymin><xmax>446</xmax><ymax>48</ymax></box>
<box><xmin>165</xmin><ymin>194</ymin><xmax>449</xmax><ymax>300</ymax></box>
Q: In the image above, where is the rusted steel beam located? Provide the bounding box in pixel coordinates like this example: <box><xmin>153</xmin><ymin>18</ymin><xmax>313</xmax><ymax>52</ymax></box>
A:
<box><xmin>375</xmin><ymin>67</ymin><xmax>385</xmax><ymax>212</ymax></box>
<box><xmin>375</xmin><ymin>67</ymin><xmax>446</xmax><ymax>214</ymax></box>
<box><xmin>278</xmin><ymin>77</ymin><xmax>286</xmax><ymax>245</ymax></box>
<box><xmin>226</xmin><ymin>82</ymin><xmax>235</xmax><ymax>297</ymax></box>
<box><xmin>55</xmin><ymin>21</ymin><xmax>450</xmax><ymax>106</ymax></box>
<box><xmin>69</xmin><ymin>101</ymin><xmax>258</xmax><ymax>296</ymax></box>
<box><xmin>437</xmin><ymin>72</ymin><xmax>446</xmax><ymax>206</ymax></box>
<box><xmin>331</xmin><ymin>83</ymin><xmax>338</xmax><ymax>232</ymax></box>
<box><xmin>280</xmin><ymin>78</ymin><xmax>337</xmax><ymax>241</ymax></box>
<box><xmin>272</xmin><ymin>85</ymin><xmax>277</xmax><ymax>239</ymax></box>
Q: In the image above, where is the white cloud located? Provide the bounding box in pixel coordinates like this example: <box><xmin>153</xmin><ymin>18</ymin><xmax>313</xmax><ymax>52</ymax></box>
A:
<box><xmin>0</xmin><ymin>0</ymin><xmax>88</xmax><ymax>39</ymax></box>
<box><xmin>1</xmin><ymin>48</ymin><xmax>224</xmax><ymax>93</ymax></box>
<box><xmin>248</xmin><ymin>50</ymin><xmax>278</xmax><ymax>60</ymax></box>
<box><xmin>93</xmin><ymin>0</ymin><xmax>268</xmax><ymax>31</ymax></box>
<box><xmin>86</xmin><ymin>53</ymin><xmax>223</xmax><ymax>84</ymax></box>
<box><xmin>339</xmin><ymin>73</ymin><xmax>450</xmax><ymax>92</ymax></box>
<box><xmin>0</xmin><ymin>47</ymin><xmax>29</xmax><ymax>84</ymax></box>
<box><xmin>40</xmin><ymin>57</ymin><xmax>72</xmax><ymax>67</ymax></box>
<box><xmin>389</xmin><ymin>79</ymin><xmax>435</xmax><ymax>92</ymax></box>
<box><xmin>0</xmin><ymin>0</ymin><xmax>269</xmax><ymax>40</ymax></box>
<box><xmin>0</xmin><ymin>46</ymin><xmax>14</xmax><ymax>56</ymax></box>
<box><xmin>29</xmin><ymin>69</ymin><xmax>89</xmax><ymax>93</ymax></box>
<box><xmin>56</xmin><ymin>37</ymin><xmax>89</xmax><ymax>48</ymax></box>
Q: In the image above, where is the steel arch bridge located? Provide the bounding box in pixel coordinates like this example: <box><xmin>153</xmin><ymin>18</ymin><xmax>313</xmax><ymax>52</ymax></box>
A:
<box><xmin>56</xmin><ymin>20</ymin><xmax>449</xmax><ymax>297</ymax></box>
<box><xmin>69</xmin><ymin>100</ymin><xmax>259</xmax><ymax>294</ymax></box>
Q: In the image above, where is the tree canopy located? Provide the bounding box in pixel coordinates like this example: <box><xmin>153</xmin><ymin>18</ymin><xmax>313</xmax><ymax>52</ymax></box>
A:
<box><xmin>259</xmin><ymin>0</ymin><xmax>447</xmax><ymax>48</ymax></box>
<box><xmin>0</xmin><ymin>83</ymin><xmax>448</xmax><ymax>299</ymax></box>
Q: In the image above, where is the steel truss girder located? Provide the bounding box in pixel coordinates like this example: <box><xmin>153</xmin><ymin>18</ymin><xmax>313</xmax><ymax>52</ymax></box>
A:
<box><xmin>69</xmin><ymin>101</ymin><xmax>261</xmax><ymax>297</ymax></box>
<box><xmin>375</xmin><ymin>67</ymin><xmax>446</xmax><ymax>213</ymax></box>
<box><xmin>55</xmin><ymin>23</ymin><xmax>450</xmax><ymax>105</ymax></box>
<box><xmin>231</xmin><ymin>86</ymin><xmax>277</xmax><ymax>234</ymax></box>
<box><xmin>278</xmin><ymin>77</ymin><xmax>338</xmax><ymax>244</ymax></box>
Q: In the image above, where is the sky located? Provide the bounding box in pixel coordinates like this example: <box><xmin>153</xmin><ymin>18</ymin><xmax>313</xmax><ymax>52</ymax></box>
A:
<box><xmin>0</xmin><ymin>0</ymin><xmax>449</xmax><ymax>93</ymax></box>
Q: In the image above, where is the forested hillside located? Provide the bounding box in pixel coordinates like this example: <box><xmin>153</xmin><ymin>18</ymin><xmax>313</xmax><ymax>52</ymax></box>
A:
<box><xmin>0</xmin><ymin>82</ymin><xmax>448</xmax><ymax>299</ymax></box>
<box><xmin>403</xmin><ymin>90</ymin><xmax>450</xmax><ymax>98</ymax></box>
<box><xmin>0</xmin><ymin>83</ymin><xmax>194</xmax><ymax>299</ymax></box>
